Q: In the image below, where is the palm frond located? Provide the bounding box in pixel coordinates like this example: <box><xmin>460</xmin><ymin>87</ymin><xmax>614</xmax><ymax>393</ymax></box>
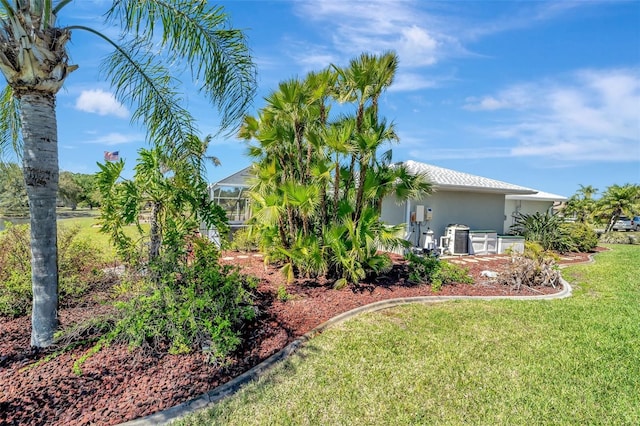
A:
<box><xmin>105</xmin><ymin>0</ymin><xmax>256</xmax><ymax>133</ymax></box>
<box><xmin>0</xmin><ymin>85</ymin><xmax>21</xmax><ymax>160</ymax></box>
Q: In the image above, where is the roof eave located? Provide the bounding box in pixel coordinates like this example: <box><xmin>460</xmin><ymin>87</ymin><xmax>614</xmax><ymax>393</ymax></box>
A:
<box><xmin>433</xmin><ymin>184</ymin><xmax>537</xmax><ymax>195</ymax></box>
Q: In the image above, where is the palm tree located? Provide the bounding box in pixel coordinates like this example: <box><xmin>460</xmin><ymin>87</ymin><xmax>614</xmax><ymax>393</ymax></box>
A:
<box><xmin>0</xmin><ymin>1</ymin><xmax>256</xmax><ymax>348</ymax></box>
<box><xmin>563</xmin><ymin>184</ymin><xmax>599</xmax><ymax>223</ymax></box>
<box><xmin>597</xmin><ymin>184</ymin><xmax>640</xmax><ymax>232</ymax></box>
<box><xmin>578</xmin><ymin>184</ymin><xmax>598</xmax><ymax>200</ymax></box>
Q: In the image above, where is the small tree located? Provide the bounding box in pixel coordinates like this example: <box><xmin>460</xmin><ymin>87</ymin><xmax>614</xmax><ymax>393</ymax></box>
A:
<box><xmin>0</xmin><ymin>162</ymin><xmax>28</xmax><ymax>216</ymax></box>
<box><xmin>58</xmin><ymin>171</ymin><xmax>83</xmax><ymax>210</ymax></box>
<box><xmin>97</xmin><ymin>134</ymin><xmax>227</xmax><ymax>267</ymax></box>
<box><xmin>563</xmin><ymin>184</ymin><xmax>598</xmax><ymax>223</ymax></box>
<box><xmin>596</xmin><ymin>184</ymin><xmax>640</xmax><ymax>232</ymax></box>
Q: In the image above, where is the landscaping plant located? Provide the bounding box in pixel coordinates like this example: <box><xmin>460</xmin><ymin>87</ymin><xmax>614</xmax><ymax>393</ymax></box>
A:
<box><xmin>105</xmin><ymin>238</ymin><xmax>257</xmax><ymax>360</ymax></box>
<box><xmin>0</xmin><ymin>223</ymin><xmax>106</xmax><ymax>317</ymax></box>
<box><xmin>405</xmin><ymin>252</ymin><xmax>473</xmax><ymax>291</ymax></box>
<box><xmin>241</xmin><ymin>52</ymin><xmax>432</xmax><ymax>286</ymax></box>
<box><xmin>0</xmin><ymin>0</ymin><xmax>256</xmax><ymax>349</ymax></box>
<box><xmin>496</xmin><ymin>242</ymin><xmax>561</xmax><ymax>290</ymax></box>
<box><xmin>510</xmin><ymin>211</ymin><xmax>576</xmax><ymax>253</ymax></box>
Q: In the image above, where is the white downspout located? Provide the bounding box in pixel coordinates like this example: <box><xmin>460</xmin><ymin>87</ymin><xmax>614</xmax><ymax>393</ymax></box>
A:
<box><xmin>405</xmin><ymin>199</ymin><xmax>412</xmax><ymax>238</ymax></box>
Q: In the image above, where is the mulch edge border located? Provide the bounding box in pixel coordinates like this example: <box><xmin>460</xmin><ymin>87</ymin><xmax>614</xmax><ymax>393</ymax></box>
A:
<box><xmin>120</xmin><ymin>252</ymin><xmax>600</xmax><ymax>426</ymax></box>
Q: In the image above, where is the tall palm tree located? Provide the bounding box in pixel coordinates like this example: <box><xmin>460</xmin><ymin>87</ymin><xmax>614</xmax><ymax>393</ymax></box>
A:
<box><xmin>0</xmin><ymin>1</ymin><xmax>256</xmax><ymax>348</ymax></box>
<box><xmin>334</xmin><ymin>51</ymin><xmax>398</xmax><ymax>208</ymax></box>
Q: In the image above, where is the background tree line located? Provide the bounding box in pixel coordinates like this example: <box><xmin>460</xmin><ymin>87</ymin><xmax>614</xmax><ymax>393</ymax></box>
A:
<box><xmin>0</xmin><ymin>163</ymin><xmax>100</xmax><ymax>216</ymax></box>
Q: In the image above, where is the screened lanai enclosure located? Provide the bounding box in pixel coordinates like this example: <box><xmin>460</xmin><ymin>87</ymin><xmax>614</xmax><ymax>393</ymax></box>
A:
<box><xmin>204</xmin><ymin>167</ymin><xmax>252</xmax><ymax>244</ymax></box>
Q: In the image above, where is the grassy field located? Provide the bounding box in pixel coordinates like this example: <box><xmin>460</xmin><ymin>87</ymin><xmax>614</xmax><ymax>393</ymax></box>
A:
<box><xmin>55</xmin><ymin>209</ymin><xmax>147</xmax><ymax>261</ymax></box>
<box><xmin>176</xmin><ymin>244</ymin><xmax>640</xmax><ymax>425</ymax></box>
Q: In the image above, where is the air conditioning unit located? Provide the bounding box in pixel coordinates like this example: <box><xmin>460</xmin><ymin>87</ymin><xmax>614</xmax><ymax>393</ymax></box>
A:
<box><xmin>444</xmin><ymin>224</ymin><xmax>470</xmax><ymax>255</ymax></box>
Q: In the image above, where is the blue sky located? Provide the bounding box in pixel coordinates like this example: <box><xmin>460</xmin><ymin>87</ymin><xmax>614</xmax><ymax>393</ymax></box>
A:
<box><xmin>21</xmin><ymin>0</ymin><xmax>640</xmax><ymax>198</ymax></box>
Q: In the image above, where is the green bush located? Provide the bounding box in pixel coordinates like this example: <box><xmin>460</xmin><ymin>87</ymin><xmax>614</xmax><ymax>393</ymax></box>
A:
<box><xmin>599</xmin><ymin>232</ymin><xmax>639</xmax><ymax>245</ymax></box>
<box><xmin>405</xmin><ymin>252</ymin><xmax>473</xmax><ymax>291</ymax></box>
<box><xmin>0</xmin><ymin>223</ymin><xmax>106</xmax><ymax>317</ymax></box>
<box><xmin>566</xmin><ymin>222</ymin><xmax>599</xmax><ymax>252</ymax></box>
<box><xmin>106</xmin><ymin>238</ymin><xmax>257</xmax><ymax>361</ymax></box>
<box><xmin>510</xmin><ymin>212</ymin><xmax>576</xmax><ymax>253</ymax></box>
<box><xmin>521</xmin><ymin>241</ymin><xmax>559</xmax><ymax>263</ymax></box>
<box><xmin>0</xmin><ymin>271</ymin><xmax>32</xmax><ymax>317</ymax></box>
<box><xmin>230</xmin><ymin>227</ymin><xmax>260</xmax><ymax>252</ymax></box>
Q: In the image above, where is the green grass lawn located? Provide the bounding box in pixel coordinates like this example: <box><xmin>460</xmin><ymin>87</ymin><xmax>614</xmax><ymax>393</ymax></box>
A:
<box><xmin>56</xmin><ymin>209</ymin><xmax>147</xmax><ymax>262</ymax></box>
<box><xmin>176</xmin><ymin>245</ymin><xmax>640</xmax><ymax>425</ymax></box>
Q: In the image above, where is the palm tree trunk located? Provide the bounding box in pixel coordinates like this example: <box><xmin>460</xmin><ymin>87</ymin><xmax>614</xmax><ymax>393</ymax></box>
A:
<box><xmin>149</xmin><ymin>201</ymin><xmax>162</xmax><ymax>261</ymax></box>
<box><xmin>333</xmin><ymin>156</ymin><xmax>341</xmax><ymax>222</ymax></box>
<box><xmin>354</xmin><ymin>162</ymin><xmax>368</xmax><ymax>222</ymax></box>
<box><xmin>20</xmin><ymin>93</ymin><xmax>59</xmax><ymax>348</ymax></box>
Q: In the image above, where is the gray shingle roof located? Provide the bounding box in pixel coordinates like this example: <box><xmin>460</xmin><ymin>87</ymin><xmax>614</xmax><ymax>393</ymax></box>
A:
<box><xmin>402</xmin><ymin>160</ymin><xmax>537</xmax><ymax>195</ymax></box>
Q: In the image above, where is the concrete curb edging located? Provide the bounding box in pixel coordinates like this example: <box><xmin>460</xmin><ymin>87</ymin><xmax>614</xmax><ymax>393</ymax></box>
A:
<box><xmin>121</xmin><ymin>273</ymin><xmax>576</xmax><ymax>425</ymax></box>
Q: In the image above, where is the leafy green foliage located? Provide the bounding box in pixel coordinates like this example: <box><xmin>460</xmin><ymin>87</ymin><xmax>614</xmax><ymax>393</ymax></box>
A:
<box><xmin>405</xmin><ymin>252</ymin><xmax>473</xmax><ymax>291</ymax></box>
<box><xmin>599</xmin><ymin>232</ymin><xmax>639</xmax><ymax>245</ymax></box>
<box><xmin>510</xmin><ymin>212</ymin><xmax>576</xmax><ymax>253</ymax></box>
<box><xmin>230</xmin><ymin>227</ymin><xmax>261</xmax><ymax>252</ymax></box>
<box><xmin>563</xmin><ymin>184</ymin><xmax>598</xmax><ymax>223</ymax></box>
<box><xmin>58</xmin><ymin>171</ymin><xmax>99</xmax><ymax>210</ymax></box>
<box><xmin>105</xmin><ymin>238</ymin><xmax>257</xmax><ymax>361</ymax></box>
<box><xmin>96</xmin><ymin>138</ymin><xmax>228</xmax><ymax>267</ymax></box>
<box><xmin>594</xmin><ymin>183</ymin><xmax>640</xmax><ymax>232</ymax></box>
<box><xmin>0</xmin><ymin>162</ymin><xmax>28</xmax><ymax>216</ymax></box>
<box><xmin>0</xmin><ymin>223</ymin><xmax>106</xmax><ymax>317</ymax></box>
<box><xmin>566</xmin><ymin>222</ymin><xmax>599</xmax><ymax>252</ymax></box>
<box><xmin>276</xmin><ymin>285</ymin><xmax>292</xmax><ymax>302</ymax></box>
<box><xmin>241</xmin><ymin>52</ymin><xmax>431</xmax><ymax>286</ymax></box>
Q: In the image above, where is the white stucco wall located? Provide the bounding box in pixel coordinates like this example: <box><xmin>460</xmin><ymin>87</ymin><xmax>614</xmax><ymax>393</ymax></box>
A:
<box><xmin>503</xmin><ymin>199</ymin><xmax>554</xmax><ymax>233</ymax></box>
<box><xmin>381</xmin><ymin>191</ymin><xmax>507</xmax><ymax>244</ymax></box>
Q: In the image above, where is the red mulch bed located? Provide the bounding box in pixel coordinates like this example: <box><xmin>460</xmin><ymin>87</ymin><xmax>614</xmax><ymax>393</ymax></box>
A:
<box><xmin>0</xmin><ymin>250</ymin><xmax>598</xmax><ymax>426</ymax></box>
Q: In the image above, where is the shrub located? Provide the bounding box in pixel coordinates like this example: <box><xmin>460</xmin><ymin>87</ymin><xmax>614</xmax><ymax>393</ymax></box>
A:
<box><xmin>0</xmin><ymin>271</ymin><xmax>32</xmax><ymax>317</ymax></box>
<box><xmin>406</xmin><ymin>252</ymin><xmax>473</xmax><ymax>291</ymax></box>
<box><xmin>496</xmin><ymin>255</ymin><xmax>561</xmax><ymax>290</ymax></box>
<box><xmin>276</xmin><ymin>285</ymin><xmax>292</xmax><ymax>302</ymax></box>
<box><xmin>230</xmin><ymin>227</ymin><xmax>260</xmax><ymax>252</ymax></box>
<box><xmin>521</xmin><ymin>241</ymin><xmax>559</xmax><ymax>263</ymax></box>
<box><xmin>105</xmin><ymin>238</ymin><xmax>257</xmax><ymax>361</ymax></box>
<box><xmin>599</xmin><ymin>232</ymin><xmax>638</xmax><ymax>245</ymax></box>
<box><xmin>510</xmin><ymin>212</ymin><xmax>576</xmax><ymax>253</ymax></box>
<box><xmin>566</xmin><ymin>222</ymin><xmax>599</xmax><ymax>252</ymax></box>
<box><xmin>0</xmin><ymin>223</ymin><xmax>105</xmax><ymax>317</ymax></box>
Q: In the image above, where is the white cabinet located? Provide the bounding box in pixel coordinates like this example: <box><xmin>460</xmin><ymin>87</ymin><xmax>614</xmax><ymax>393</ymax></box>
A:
<box><xmin>469</xmin><ymin>230</ymin><xmax>498</xmax><ymax>255</ymax></box>
<box><xmin>497</xmin><ymin>236</ymin><xmax>525</xmax><ymax>254</ymax></box>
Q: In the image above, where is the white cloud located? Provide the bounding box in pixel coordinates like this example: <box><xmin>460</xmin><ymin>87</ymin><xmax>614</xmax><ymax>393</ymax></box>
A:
<box><xmin>85</xmin><ymin>132</ymin><xmax>144</xmax><ymax>146</ymax></box>
<box><xmin>464</xmin><ymin>85</ymin><xmax>535</xmax><ymax>111</ymax></box>
<box><xmin>390</xmin><ymin>72</ymin><xmax>441</xmax><ymax>92</ymax></box>
<box><xmin>462</xmin><ymin>68</ymin><xmax>640</xmax><ymax>163</ymax></box>
<box><xmin>293</xmin><ymin>0</ymin><xmax>461</xmax><ymax>70</ymax></box>
<box><xmin>75</xmin><ymin>90</ymin><xmax>129</xmax><ymax>118</ymax></box>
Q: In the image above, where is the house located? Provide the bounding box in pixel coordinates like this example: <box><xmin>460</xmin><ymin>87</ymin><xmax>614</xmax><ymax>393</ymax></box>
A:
<box><xmin>209</xmin><ymin>160</ymin><xmax>567</xmax><ymax>254</ymax></box>
<box><xmin>380</xmin><ymin>160</ymin><xmax>567</xmax><ymax>254</ymax></box>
